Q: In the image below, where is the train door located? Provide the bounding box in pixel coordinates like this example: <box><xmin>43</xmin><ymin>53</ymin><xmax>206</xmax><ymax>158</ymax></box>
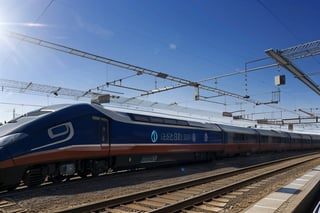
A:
<box><xmin>99</xmin><ymin>117</ymin><xmax>110</xmax><ymax>152</ymax></box>
<box><xmin>92</xmin><ymin>116</ymin><xmax>110</xmax><ymax>152</ymax></box>
<box><xmin>91</xmin><ymin>116</ymin><xmax>110</xmax><ymax>176</ymax></box>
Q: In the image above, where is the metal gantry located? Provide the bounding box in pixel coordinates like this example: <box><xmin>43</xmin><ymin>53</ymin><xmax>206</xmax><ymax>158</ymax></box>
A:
<box><xmin>2</xmin><ymin>30</ymin><xmax>320</xmax><ymax>128</ymax></box>
<box><xmin>265</xmin><ymin>40</ymin><xmax>320</xmax><ymax>96</ymax></box>
<box><xmin>281</xmin><ymin>39</ymin><xmax>320</xmax><ymax>60</ymax></box>
<box><xmin>4</xmin><ymin>30</ymin><xmax>261</xmax><ymax>105</ymax></box>
<box><xmin>0</xmin><ymin>78</ymin><xmax>101</xmax><ymax>100</ymax></box>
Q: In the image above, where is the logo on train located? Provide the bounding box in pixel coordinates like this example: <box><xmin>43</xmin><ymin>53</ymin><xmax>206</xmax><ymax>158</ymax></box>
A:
<box><xmin>151</xmin><ymin>130</ymin><xmax>158</xmax><ymax>143</ymax></box>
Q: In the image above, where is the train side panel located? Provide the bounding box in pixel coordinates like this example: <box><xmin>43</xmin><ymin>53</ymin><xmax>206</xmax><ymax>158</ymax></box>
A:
<box><xmin>109</xmin><ymin>119</ymin><xmax>223</xmax><ymax>168</ymax></box>
<box><xmin>218</xmin><ymin>124</ymin><xmax>259</xmax><ymax>155</ymax></box>
<box><xmin>0</xmin><ymin>103</ymin><xmax>319</xmax><ymax>191</ymax></box>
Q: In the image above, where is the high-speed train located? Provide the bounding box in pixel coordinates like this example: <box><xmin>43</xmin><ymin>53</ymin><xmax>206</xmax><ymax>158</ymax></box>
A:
<box><xmin>0</xmin><ymin>103</ymin><xmax>319</xmax><ymax>191</ymax></box>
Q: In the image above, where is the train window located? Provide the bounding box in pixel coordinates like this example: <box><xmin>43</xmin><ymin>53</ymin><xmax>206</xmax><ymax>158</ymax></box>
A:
<box><xmin>303</xmin><ymin>137</ymin><xmax>312</xmax><ymax>144</ymax></box>
<box><xmin>130</xmin><ymin>113</ymin><xmax>188</xmax><ymax>126</ymax></box>
<box><xmin>132</xmin><ymin>114</ymin><xmax>149</xmax><ymax>122</ymax></box>
<box><xmin>176</xmin><ymin>120</ymin><xmax>189</xmax><ymax>126</ymax></box>
<box><xmin>230</xmin><ymin>133</ymin><xmax>257</xmax><ymax>143</ymax></box>
<box><xmin>233</xmin><ymin>133</ymin><xmax>245</xmax><ymax>142</ymax></box>
<box><xmin>150</xmin><ymin>117</ymin><xmax>163</xmax><ymax>123</ymax></box>
<box><xmin>163</xmin><ymin>118</ymin><xmax>177</xmax><ymax>125</ymax></box>
<box><xmin>260</xmin><ymin>135</ymin><xmax>268</xmax><ymax>143</ymax></box>
<box><xmin>247</xmin><ymin>134</ymin><xmax>258</xmax><ymax>143</ymax></box>
<box><xmin>272</xmin><ymin>137</ymin><xmax>281</xmax><ymax>143</ymax></box>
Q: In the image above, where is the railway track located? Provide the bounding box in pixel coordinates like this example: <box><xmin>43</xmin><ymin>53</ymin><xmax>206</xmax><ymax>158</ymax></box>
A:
<box><xmin>0</xmin><ymin>200</ymin><xmax>28</xmax><ymax>213</ymax></box>
<box><xmin>55</xmin><ymin>152</ymin><xmax>320</xmax><ymax>213</ymax></box>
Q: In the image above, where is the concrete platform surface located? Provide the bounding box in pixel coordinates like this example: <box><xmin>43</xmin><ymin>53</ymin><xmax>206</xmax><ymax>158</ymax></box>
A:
<box><xmin>244</xmin><ymin>165</ymin><xmax>320</xmax><ymax>213</ymax></box>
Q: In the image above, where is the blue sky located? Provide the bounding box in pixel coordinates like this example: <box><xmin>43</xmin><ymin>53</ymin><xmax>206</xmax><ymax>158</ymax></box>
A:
<box><xmin>0</xmin><ymin>0</ymin><xmax>319</xmax><ymax>128</ymax></box>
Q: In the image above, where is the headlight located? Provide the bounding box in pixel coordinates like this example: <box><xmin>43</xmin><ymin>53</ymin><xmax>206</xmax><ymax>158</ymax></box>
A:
<box><xmin>0</xmin><ymin>133</ymin><xmax>28</xmax><ymax>147</ymax></box>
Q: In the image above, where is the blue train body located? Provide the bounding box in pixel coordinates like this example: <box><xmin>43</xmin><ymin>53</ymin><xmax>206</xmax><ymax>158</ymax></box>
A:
<box><xmin>0</xmin><ymin>103</ymin><xmax>319</xmax><ymax>191</ymax></box>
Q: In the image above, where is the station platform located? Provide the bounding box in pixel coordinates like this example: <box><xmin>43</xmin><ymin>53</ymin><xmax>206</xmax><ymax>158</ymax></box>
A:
<box><xmin>244</xmin><ymin>165</ymin><xmax>320</xmax><ymax>213</ymax></box>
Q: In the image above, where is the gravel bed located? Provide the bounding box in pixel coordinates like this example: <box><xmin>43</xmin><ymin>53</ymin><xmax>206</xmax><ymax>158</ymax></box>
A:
<box><xmin>2</xmin><ymin>151</ymin><xmax>315</xmax><ymax>212</ymax></box>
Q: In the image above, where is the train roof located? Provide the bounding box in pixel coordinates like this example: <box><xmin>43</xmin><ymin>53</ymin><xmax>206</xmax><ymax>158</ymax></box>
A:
<box><xmin>91</xmin><ymin>104</ymin><xmax>132</xmax><ymax>122</ymax></box>
<box><xmin>255</xmin><ymin>129</ymin><xmax>282</xmax><ymax>137</ymax></box>
<box><xmin>271</xmin><ymin>130</ymin><xmax>291</xmax><ymax>138</ymax></box>
<box><xmin>287</xmin><ymin>132</ymin><xmax>303</xmax><ymax>139</ymax></box>
<box><xmin>91</xmin><ymin>104</ymin><xmax>222</xmax><ymax>130</ymax></box>
<box><xmin>0</xmin><ymin>104</ymin><xmax>72</xmax><ymax>137</ymax></box>
<box><xmin>2</xmin><ymin>103</ymin><xmax>319</xmax><ymax>138</ymax></box>
<box><xmin>217</xmin><ymin>124</ymin><xmax>257</xmax><ymax>134</ymax></box>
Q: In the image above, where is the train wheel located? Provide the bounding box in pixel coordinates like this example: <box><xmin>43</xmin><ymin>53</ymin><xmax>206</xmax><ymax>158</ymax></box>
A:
<box><xmin>91</xmin><ymin>169</ymin><xmax>100</xmax><ymax>177</ymax></box>
<box><xmin>6</xmin><ymin>183</ymin><xmax>19</xmax><ymax>191</ymax></box>
<box><xmin>50</xmin><ymin>175</ymin><xmax>69</xmax><ymax>183</ymax></box>
<box><xmin>78</xmin><ymin>170</ymin><xmax>90</xmax><ymax>178</ymax></box>
<box><xmin>23</xmin><ymin>167</ymin><xmax>45</xmax><ymax>188</ymax></box>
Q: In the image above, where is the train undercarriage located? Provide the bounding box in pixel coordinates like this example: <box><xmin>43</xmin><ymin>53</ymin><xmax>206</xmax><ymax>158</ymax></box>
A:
<box><xmin>1</xmin><ymin>151</ymin><xmax>215</xmax><ymax>191</ymax></box>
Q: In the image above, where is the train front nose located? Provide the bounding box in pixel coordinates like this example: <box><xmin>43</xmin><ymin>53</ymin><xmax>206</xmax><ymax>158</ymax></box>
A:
<box><xmin>0</xmin><ymin>147</ymin><xmax>21</xmax><ymax>190</ymax></box>
<box><xmin>0</xmin><ymin>134</ymin><xmax>28</xmax><ymax>190</ymax></box>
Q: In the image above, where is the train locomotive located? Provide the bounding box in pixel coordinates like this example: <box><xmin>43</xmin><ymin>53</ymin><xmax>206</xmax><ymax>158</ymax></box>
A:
<box><xmin>0</xmin><ymin>103</ymin><xmax>319</xmax><ymax>191</ymax></box>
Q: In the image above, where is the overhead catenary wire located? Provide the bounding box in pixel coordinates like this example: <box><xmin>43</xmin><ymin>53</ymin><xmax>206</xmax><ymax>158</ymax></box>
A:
<box><xmin>0</xmin><ymin>0</ymin><xmax>55</xmax><ymax>68</ymax></box>
<box><xmin>4</xmin><ymin>31</ymin><xmax>262</xmax><ymax>105</ymax></box>
<box><xmin>34</xmin><ymin>0</ymin><xmax>55</xmax><ymax>23</ymax></box>
<box><xmin>2</xmin><ymin>31</ymin><xmax>319</xmax><ymax>127</ymax></box>
<box><xmin>257</xmin><ymin>0</ymin><xmax>301</xmax><ymax>43</ymax></box>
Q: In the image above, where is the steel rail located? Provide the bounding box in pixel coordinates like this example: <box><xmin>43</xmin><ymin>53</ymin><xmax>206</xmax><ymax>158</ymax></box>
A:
<box><xmin>54</xmin><ymin>152</ymin><xmax>320</xmax><ymax>213</ymax></box>
<box><xmin>151</xmin><ymin>154</ymin><xmax>320</xmax><ymax>213</ymax></box>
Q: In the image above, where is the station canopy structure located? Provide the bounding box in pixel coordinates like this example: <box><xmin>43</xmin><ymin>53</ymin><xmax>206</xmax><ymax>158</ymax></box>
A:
<box><xmin>1</xmin><ymin>31</ymin><xmax>320</xmax><ymax>130</ymax></box>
